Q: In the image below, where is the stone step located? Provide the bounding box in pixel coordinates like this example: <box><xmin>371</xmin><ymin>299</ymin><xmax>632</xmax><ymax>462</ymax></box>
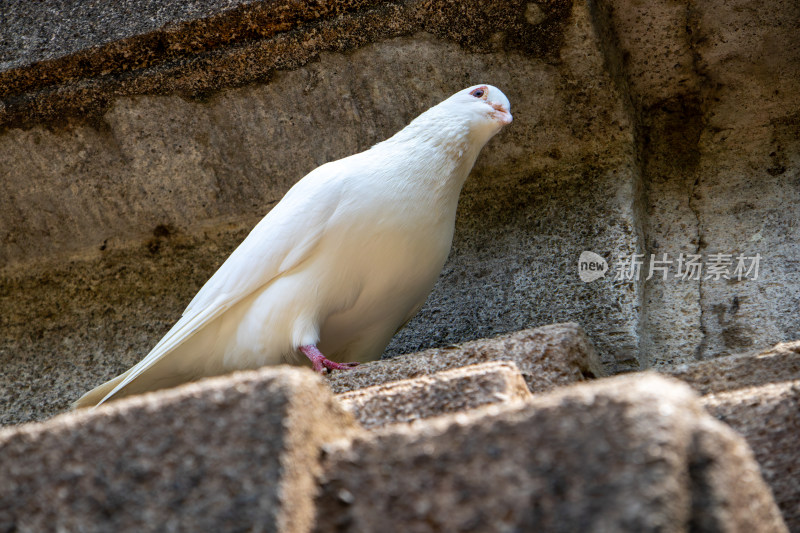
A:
<box><xmin>337</xmin><ymin>361</ymin><xmax>532</xmax><ymax>429</ymax></box>
<box><xmin>314</xmin><ymin>374</ymin><xmax>788</xmax><ymax>532</ymax></box>
<box><xmin>662</xmin><ymin>340</ymin><xmax>800</xmax><ymax>395</ymax></box>
<box><xmin>0</xmin><ymin>367</ymin><xmax>358</xmax><ymax>533</ymax></box>
<box><xmin>327</xmin><ymin>322</ymin><xmax>606</xmax><ymax>396</ymax></box>
<box><xmin>661</xmin><ymin>340</ymin><xmax>800</xmax><ymax>532</ymax></box>
<box><xmin>0</xmin><ymin>340</ymin><xmax>791</xmax><ymax>532</ymax></box>
<box><xmin>702</xmin><ymin>381</ymin><xmax>800</xmax><ymax>531</ymax></box>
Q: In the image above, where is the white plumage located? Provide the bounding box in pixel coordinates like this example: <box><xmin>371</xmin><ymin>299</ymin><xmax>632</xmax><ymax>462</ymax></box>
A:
<box><xmin>74</xmin><ymin>84</ymin><xmax>512</xmax><ymax>408</ymax></box>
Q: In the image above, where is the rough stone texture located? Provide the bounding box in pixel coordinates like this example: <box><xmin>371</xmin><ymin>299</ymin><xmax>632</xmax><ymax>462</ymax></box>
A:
<box><xmin>0</xmin><ymin>367</ymin><xmax>358</xmax><ymax>533</ymax></box>
<box><xmin>337</xmin><ymin>361</ymin><xmax>532</xmax><ymax>429</ymax></box>
<box><xmin>326</xmin><ymin>323</ymin><xmax>605</xmax><ymax>396</ymax></box>
<box><xmin>0</xmin><ymin>0</ymin><xmax>378</xmax><ymax>75</ymax></box>
<box><xmin>702</xmin><ymin>380</ymin><xmax>800</xmax><ymax>532</ymax></box>
<box><xmin>315</xmin><ymin>374</ymin><xmax>788</xmax><ymax>532</ymax></box>
<box><xmin>663</xmin><ymin>339</ymin><xmax>800</xmax><ymax>395</ymax></box>
<box><xmin>2</xmin><ymin>0</ymin><xmax>799</xmax><ymax>427</ymax></box>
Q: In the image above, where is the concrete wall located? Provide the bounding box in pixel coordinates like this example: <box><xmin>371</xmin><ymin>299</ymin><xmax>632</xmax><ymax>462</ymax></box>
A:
<box><xmin>1</xmin><ymin>0</ymin><xmax>798</xmax><ymax>424</ymax></box>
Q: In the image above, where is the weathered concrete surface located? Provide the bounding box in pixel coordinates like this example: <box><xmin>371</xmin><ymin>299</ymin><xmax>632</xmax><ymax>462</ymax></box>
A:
<box><xmin>703</xmin><ymin>380</ymin><xmax>800</xmax><ymax>532</ymax></box>
<box><xmin>0</xmin><ymin>367</ymin><xmax>358</xmax><ymax>533</ymax></box>
<box><xmin>327</xmin><ymin>323</ymin><xmax>605</xmax><ymax>396</ymax></box>
<box><xmin>315</xmin><ymin>374</ymin><xmax>788</xmax><ymax>532</ymax></box>
<box><xmin>591</xmin><ymin>0</ymin><xmax>800</xmax><ymax>365</ymax></box>
<box><xmin>337</xmin><ymin>361</ymin><xmax>532</xmax><ymax>429</ymax></box>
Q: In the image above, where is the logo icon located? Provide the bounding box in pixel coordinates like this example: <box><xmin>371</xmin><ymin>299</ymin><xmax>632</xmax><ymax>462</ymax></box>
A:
<box><xmin>578</xmin><ymin>251</ymin><xmax>608</xmax><ymax>282</ymax></box>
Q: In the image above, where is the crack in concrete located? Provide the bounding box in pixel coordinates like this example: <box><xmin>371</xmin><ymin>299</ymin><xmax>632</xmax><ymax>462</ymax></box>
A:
<box><xmin>685</xmin><ymin>0</ymin><xmax>710</xmax><ymax>361</ymax></box>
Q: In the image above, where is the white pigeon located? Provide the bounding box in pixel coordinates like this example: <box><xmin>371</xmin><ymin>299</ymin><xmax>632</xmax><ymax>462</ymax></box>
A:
<box><xmin>73</xmin><ymin>84</ymin><xmax>512</xmax><ymax>409</ymax></box>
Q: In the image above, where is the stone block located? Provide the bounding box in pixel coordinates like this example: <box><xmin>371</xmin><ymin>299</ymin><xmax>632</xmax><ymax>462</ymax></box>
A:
<box><xmin>327</xmin><ymin>323</ymin><xmax>605</xmax><ymax>396</ymax></box>
<box><xmin>337</xmin><ymin>361</ymin><xmax>531</xmax><ymax>429</ymax></box>
<box><xmin>703</xmin><ymin>380</ymin><xmax>800</xmax><ymax>532</ymax></box>
<box><xmin>0</xmin><ymin>367</ymin><xmax>358</xmax><ymax>533</ymax></box>
<box><xmin>663</xmin><ymin>340</ymin><xmax>800</xmax><ymax>395</ymax></box>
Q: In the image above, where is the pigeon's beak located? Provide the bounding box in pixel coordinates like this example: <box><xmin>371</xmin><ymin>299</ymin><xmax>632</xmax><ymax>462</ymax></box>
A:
<box><xmin>490</xmin><ymin>101</ymin><xmax>513</xmax><ymax>126</ymax></box>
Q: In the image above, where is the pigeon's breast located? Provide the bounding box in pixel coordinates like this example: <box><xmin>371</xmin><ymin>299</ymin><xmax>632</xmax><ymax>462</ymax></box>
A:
<box><xmin>314</xmin><ymin>201</ymin><xmax>456</xmax><ymax>361</ymax></box>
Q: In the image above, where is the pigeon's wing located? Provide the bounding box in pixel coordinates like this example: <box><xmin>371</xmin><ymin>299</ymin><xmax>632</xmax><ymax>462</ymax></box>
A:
<box><xmin>96</xmin><ymin>161</ymin><xmax>348</xmax><ymax>405</ymax></box>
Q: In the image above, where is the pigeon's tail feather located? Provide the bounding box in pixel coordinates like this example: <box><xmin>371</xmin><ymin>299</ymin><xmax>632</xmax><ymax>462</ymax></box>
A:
<box><xmin>70</xmin><ymin>351</ymin><xmax>200</xmax><ymax>410</ymax></box>
<box><xmin>71</xmin><ymin>307</ymin><xmax>231</xmax><ymax>410</ymax></box>
<box><xmin>80</xmin><ymin>301</ymin><xmax>229</xmax><ymax>408</ymax></box>
<box><xmin>71</xmin><ymin>369</ymin><xmax>132</xmax><ymax>410</ymax></box>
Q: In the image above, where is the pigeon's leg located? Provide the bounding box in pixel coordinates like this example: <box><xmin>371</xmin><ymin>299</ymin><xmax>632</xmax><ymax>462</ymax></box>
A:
<box><xmin>299</xmin><ymin>345</ymin><xmax>360</xmax><ymax>374</ymax></box>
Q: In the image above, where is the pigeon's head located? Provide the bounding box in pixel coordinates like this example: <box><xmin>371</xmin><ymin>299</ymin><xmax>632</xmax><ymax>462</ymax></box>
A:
<box><xmin>449</xmin><ymin>84</ymin><xmax>513</xmax><ymax>129</ymax></box>
<box><xmin>382</xmin><ymin>84</ymin><xmax>511</xmax><ymax>154</ymax></box>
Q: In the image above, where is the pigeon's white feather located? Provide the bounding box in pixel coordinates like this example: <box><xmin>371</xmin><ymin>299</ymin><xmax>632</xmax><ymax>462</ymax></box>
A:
<box><xmin>74</xmin><ymin>84</ymin><xmax>512</xmax><ymax>409</ymax></box>
<box><xmin>183</xmin><ymin>166</ymin><xmax>344</xmax><ymax>316</ymax></box>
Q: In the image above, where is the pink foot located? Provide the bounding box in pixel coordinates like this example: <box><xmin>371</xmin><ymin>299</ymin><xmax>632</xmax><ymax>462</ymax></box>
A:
<box><xmin>299</xmin><ymin>345</ymin><xmax>360</xmax><ymax>374</ymax></box>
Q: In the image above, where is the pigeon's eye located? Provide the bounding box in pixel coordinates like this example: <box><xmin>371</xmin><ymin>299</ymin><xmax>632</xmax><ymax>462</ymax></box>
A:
<box><xmin>470</xmin><ymin>88</ymin><xmax>486</xmax><ymax>98</ymax></box>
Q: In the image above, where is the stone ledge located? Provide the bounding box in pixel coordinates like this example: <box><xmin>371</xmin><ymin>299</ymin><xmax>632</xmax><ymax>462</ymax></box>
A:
<box><xmin>326</xmin><ymin>322</ymin><xmax>606</xmax><ymax>395</ymax></box>
<box><xmin>337</xmin><ymin>360</ymin><xmax>531</xmax><ymax>429</ymax></box>
<box><xmin>0</xmin><ymin>0</ymin><xmax>572</xmax><ymax>129</ymax></box>
<box><xmin>1</xmin><ymin>0</ymin><xmax>383</xmax><ymax>78</ymax></box>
